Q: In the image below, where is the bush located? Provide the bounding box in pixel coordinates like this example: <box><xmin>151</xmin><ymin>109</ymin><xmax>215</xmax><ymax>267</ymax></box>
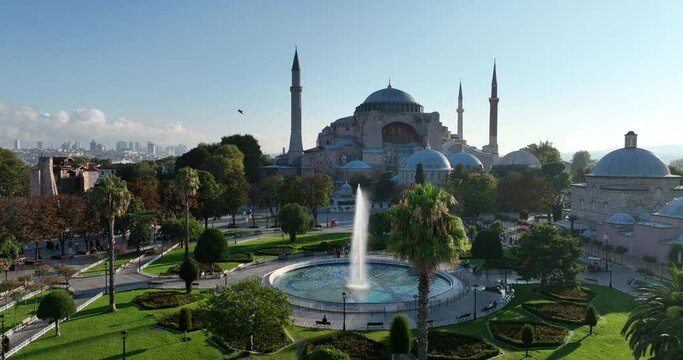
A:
<box><xmin>179</xmin><ymin>258</ymin><xmax>199</xmax><ymax>293</ymax></box>
<box><xmin>222</xmin><ymin>252</ymin><xmax>253</xmax><ymax>263</ymax></box>
<box><xmin>471</xmin><ymin>230</ymin><xmax>503</xmax><ymax>260</ymax></box>
<box><xmin>308</xmin><ymin>345</ymin><xmax>350</xmax><ymax>360</ymax></box>
<box><xmin>538</xmin><ymin>286</ymin><xmax>596</xmax><ymax>303</ymax></box>
<box><xmin>134</xmin><ymin>291</ymin><xmax>203</xmax><ymax>309</ymax></box>
<box><xmin>36</xmin><ymin>290</ymin><xmax>76</xmax><ymax>336</ymax></box>
<box><xmin>389</xmin><ymin>315</ymin><xmax>411</xmax><ymax>354</ymax></box>
<box><xmin>159</xmin><ymin>308</ymin><xmax>206</xmax><ymax>332</ymax></box>
<box><xmin>489</xmin><ymin>321</ymin><xmax>567</xmax><ymax>348</ymax></box>
<box><xmin>522</xmin><ymin>301</ymin><xmax>587</xmax><ymax>326</ymax></box>
<box><xmin>195</xmin><ymin>228</ymin><xmax>227</xmax><ymax>266</ymax></box>
<box><xmin>417</xmin><ymin>331</ymin><xmax>499</xmax><ymax>360</ymax></box>
<box><xmin>179</xmin><ymin>307</ymin><xmax>192</xmax><ymax>331</ymax></box>
<box><xmin>212</xmin><ymin>330</ymin><xmax>291</xmax><ymax>353</ymax></box>
<box><xmin>304</xmin><ymin>332</ymin><xmax>387</xmax><ymax>360</ymax></box>
<box><xmin>255</xmin><ymin>246</ymin><xmax>294</xmax><ymax>256</ymax></box>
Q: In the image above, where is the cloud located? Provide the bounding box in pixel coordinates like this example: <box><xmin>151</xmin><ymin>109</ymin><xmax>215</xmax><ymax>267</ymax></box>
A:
<box><xmin>0</xmin><ymin>100</ymin><xmax>207</xmax><ymax>149</ymax></box>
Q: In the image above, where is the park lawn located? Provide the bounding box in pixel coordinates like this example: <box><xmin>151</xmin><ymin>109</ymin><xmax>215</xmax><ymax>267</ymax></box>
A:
<box><xmin>12</xmin><ymin>289</ymin><xmax>232</xmax><ymax>360</ymax></box>
<box><xmin>143</xmin><ymin>232</ymin><xmax>352</xmax><ymax>276</ymax></box>
<box><xmin>1</xmin><ymin>293</ymin><xmax>46</xmax><ymax>330</ymax></box>
<box><xmin>78</xmin><ymin>251</ymin><xmax>144</xmax><ymax>277</ymax></box>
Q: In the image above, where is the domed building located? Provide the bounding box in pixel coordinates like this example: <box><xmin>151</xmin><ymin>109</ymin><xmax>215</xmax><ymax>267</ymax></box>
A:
<box><xmin>398</xmin><ymin>148</ymin><xmax>452</xmax><ymax>185</ymax></box>
<box><xmin>447</xmin><ymin>151</ymin><xmax>484</xmax><ymax>171</ymax></box>
<box><xmin>570</xmin><ymin>131</ymin><xmax>683</xmax><ymax>225</ymax></box>
<box><xmin>492</xmin><ymin>149</ymin><xmax>542</xmax><ymax>173</ymax></box>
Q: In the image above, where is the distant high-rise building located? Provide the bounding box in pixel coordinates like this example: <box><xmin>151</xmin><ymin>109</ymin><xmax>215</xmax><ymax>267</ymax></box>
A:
<box><xmin>116</xmin><ymin>141</ymin><xmax>128</xmax><ymax>152</ymax></box>
<box><xmin>147</xmin><ymin>142</ymin><xmax>156</xmax><ymax>155</ymax></box>
<box><xmin>14</xmin><ymin>139</ymin><xmax>20</xmax><ymax>150</ymax></box>
<box><xmin>90</xmin><ymin>140</ymin><xmax>97</xmax><ymax>153</ymax></box>
<box><xmin>128</xmin><ymin>141</ymin><xmax>134</xmax><ymax>151</ymax></box>
<box><xmin>37</xmin><ymin>141</ymin><xmax>43</xmax><ymax>150</ymax></box>
<box><xmin>134</xmin><ymin>142</ymin><xmax>141</xmax><ymax>152</ymax></box>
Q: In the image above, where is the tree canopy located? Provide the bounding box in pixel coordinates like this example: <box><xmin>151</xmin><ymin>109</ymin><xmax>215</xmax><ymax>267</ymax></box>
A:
<box><xmin>0</xmin><ymin>148</ymin><xmax>29</xmax><ymax>196</ymax></box>
<box><xmin>523</xmin><ymin>141</ymin><xmax>562</xmax><ymax>165</ymax></box>
<box><xmin>471</xmin><ymin>230</ymin><xmax>503</xmax><ymax>260</ymax></box>
<box><xmin>279</xmin><ymin>203</ymin><xmax>308</xmax><ymax>242</ymax></box>
<box><xmin>447</xmin><ymin>171</ymin><xmax>497</xmax><ymax>221</ymax></box>
<box><xmin>37</xmin><ymin>290</ymin><xmax>76</xmax><ymax>336</ymax></box>
<box><xmin>221</xmin><ymin>134</ymin><xmax>263</xmax><ymax>183</ymax></box>
<box><xmin>194</xmin><ymin>228</ymin><xmax>227</xmax><ymax>267</ymax></box>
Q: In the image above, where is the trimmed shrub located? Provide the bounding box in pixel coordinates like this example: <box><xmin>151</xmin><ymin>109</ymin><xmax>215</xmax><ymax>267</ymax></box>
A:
<box><xmin>222</xmin><ymin>252</ymin><xmax>253</xmax><ymax>263</ymax></box>
<box><xmin>304</xmin><ymin>332</ymin><xmax>387</xmax><ymax>360</ymax></box>
<box><xmin>36</xmin><ymin>290</ymin><xmax>76</xmax><ymax>336</ymax></box>
<box><xmin>194</xmin><ymin>228</ymin><xmax>227</xmax><ymax>266</ymax></box>
<box><xmin>521</xmin><ymin>324</ymin><xmax>534</xmax><ymax>357</ymax></box>
<box><xmin>538</xmin><ymin>286</ymin><xmax>596</xmax><ymax>303</ymax></box>
<box><xmin>489</xmin><ymin>321</ymin><xmax>567</xmax><ymax>348</ymax></box>
<box><xmin>134</xmin><ymin>291</ymin><xmax>203</xmax><ymax>310</ymax></box>
<box><xmin>159</xmin><ymin>308</ymin><xmax>206</xmax><ymax>332</ymax></box>
<box><xmin>415</xmin><ymin>331</ymin><xmax>500</xmax><ymax>360</ymax></box>
<box><xmin>585</xmin><ymin>305</ymin><xmax>599</xmax><ymax>334</ymax></box>
<box><xmin>389</xmin><ymin>315</ymin><xmax>411</xmax><ymax>355</ymax></box>
<box><xmin>308</xmin><ymin>345</ymin><xmax>350</xmax><ymax>360</ymax></box>
<box><xmin>255</xmin><ymin>246</ymin><xmax>294</xmax><ymax>256</ymax></box>
<box><xmin>179</xmin><ymin>258</ymin><xmax>198</xmax><ymax>293</ymax></box>
<box><xmin>212</xmin><ymin>330</ymin><xmax>291</xmax><ymax>353</ymax></box>
<box><xmin>179</xmin><ymin>308</ymin><xmax>192</xmax><ymax>331</ymax></box>
<box><xmin>522</xmin><ymin>301</ymin><xmax>588</xmax><ymax>326</ymax></box>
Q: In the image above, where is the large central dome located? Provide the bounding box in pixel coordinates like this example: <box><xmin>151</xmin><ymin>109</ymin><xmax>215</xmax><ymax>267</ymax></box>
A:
<box><xmin>355</xmin><ymin>85</ymin><xmax>423</xmax><ymax>113</ymax></box>
<box><xmin>590</xmin><ymin>132</ymin><xmax>670</xmax><ymax>177</ymax></box>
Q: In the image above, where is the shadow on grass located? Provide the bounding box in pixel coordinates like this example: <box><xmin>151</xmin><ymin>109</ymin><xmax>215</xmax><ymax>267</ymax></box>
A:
<box><xmin>100</xmin><ymin>349</ymin><xmax>147</xmax><ymax>360</ymax></box>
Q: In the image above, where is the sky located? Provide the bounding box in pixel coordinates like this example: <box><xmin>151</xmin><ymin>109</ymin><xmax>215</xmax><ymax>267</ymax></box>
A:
<box><xmin>1</xmin><ymin>0</ymin><xmax>682</xmax><ymax>157</ymax></box>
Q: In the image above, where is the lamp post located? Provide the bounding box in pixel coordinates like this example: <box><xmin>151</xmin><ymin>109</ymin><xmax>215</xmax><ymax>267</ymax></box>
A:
<box><xmin>121</xmin><ymin>330</ymin><xmax>128</xmax><ymax>360</ymax></box>
<box><xmin>1</xmin><ymin>313</ymin><xmax>5</xmax><ymax>360</ymax></box>
<box><xmin>104</xmin><ymin>264</ymin><xmax>108</xmax><ymax>294</ymax></box>
<box><xmin>472</xmin><ymin>285</ymin><xmax>479</xmax><ymax>320</ymax></box>
<box><xmin>602</xmin><ymin>234</ymin><xmax>609</xmax><ymax>272</ymax></box>
<box><xmin>342</xmin><ymin>292</ymin><xmax>347</xmax><ymax>331</ymax></box>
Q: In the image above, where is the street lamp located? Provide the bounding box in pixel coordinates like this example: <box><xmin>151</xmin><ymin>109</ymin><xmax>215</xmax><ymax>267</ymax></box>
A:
<box><xmin>602</xmin><ymin>233</ymin><xmax>609</xmax><ymax>272</ymax></box>
<box><xmin>104</xmin><ymin>264</ymin><xmax>108</xmax><ymax>294</ymax></box>
<box><xmin>1</xmin><ymin>313</ymin><xmax>5</xmax><ymax>360</ymax></box>
<box><xmin>121</xmin><ymin>330</ymin><xmax>128</xmax><ymax>360</ymax></box>
<box><xmin>342</xmin><ymin>292</ymin><xmax>347</xmax><ymax>331</ymax></box>
<box><xmin>472</xmin><ymin>285</ymin><xmax>479</xmax><ymax>320</ymax></box>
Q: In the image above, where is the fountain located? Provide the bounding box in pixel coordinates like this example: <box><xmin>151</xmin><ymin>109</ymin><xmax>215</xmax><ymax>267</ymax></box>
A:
<box><xmin>347</xmin><ymin>185</ymin><xmax>370</xmax><ymax>289</ymax></box>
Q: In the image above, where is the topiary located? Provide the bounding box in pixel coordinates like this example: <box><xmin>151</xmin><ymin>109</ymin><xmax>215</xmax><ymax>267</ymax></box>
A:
<box><xmin>179</xmin><ymin>308</ymin><xmax>193</xmax><ymax>332</ymax></box>
<box><xmin>307</xmin><ymin>345</ymin><xmax>350</xmax><ymax>360</ymax></box>
<box><xmin>389</xmin><ymin>315</ymin><xmax>411</xmax><ymax>355</ymax></box>
<box><xmin>194</xmin><ymin>228</ymin><xmax>227</xmax><ymax>268</ymax></box>
<box><xmin>37</xmin><ymin>290</ymin><xmax>76</xmax><ymax>336</ymax></box>
<box><xmin>521</xmin><ymin>324</ymin><xmax>534</xmax><ymax>358</ymax></box>
<box><xmin>179</xmin><ymin>258</ymin><xmax>198</xmax><ymax>294</ymax></box>
<box><xmin>584</xmin><ymin>305</ymin><xmax>598</xmax><ymax>335</ymax></box>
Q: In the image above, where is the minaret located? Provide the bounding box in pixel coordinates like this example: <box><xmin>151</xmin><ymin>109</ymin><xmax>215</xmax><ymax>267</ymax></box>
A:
<box><xmin>488</xmin><ymin>61</ymin><xmax>499</xmax><ymax>156</ymax></box>
<box><xmin>288</xmin><ymin>48</ymin><xmax>304</xmax><ymax>166</ymax></box>
<box><xmin>457</xmin><ymin>81</ymin><xmax>464</xmax><ymax>140</ymax></box>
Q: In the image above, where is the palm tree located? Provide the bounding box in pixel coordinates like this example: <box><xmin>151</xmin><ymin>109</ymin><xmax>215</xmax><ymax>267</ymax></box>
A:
<box><xmin>622</xmin><ymin>266</ymin><xmax>683</xmax><ymax>359</ymax></box>
<box><xmin>92</xmin><ymin>175</ymin><xmax>131</xmax><ymax>312</ymax></box>
<box><xmin>389</xmin><ymin>184</ymin><xmax>466</xmax><ymax>360</ymax></box>
<box><xmin>174</xmin><ymin>167</ymin><xmax>200</xmax><ymax>259</ymax></box>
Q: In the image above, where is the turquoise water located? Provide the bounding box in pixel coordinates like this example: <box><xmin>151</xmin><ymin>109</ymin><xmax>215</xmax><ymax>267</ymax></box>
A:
<box><xmin>272</xmin><ymin>263</ymin><xmax>453</xmax><ymax>303</ymax></box>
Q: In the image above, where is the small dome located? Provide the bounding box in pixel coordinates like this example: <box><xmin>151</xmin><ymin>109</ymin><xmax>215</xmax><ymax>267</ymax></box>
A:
<box><xmin>364</xmin><ymin>86</ymin><xmax>417</xmax><ymax>103</ymax></box>
<box><xmin>403</xmin><ymin>149</ymin><xmax>451</xmax><ymax>171</ymax></box>
<box><xmin>497</xmin><ymin>150</ymin><xmax>542</xmax><ymax>167</ymax></box>
<box><xmin>659</xmin><ymin>198</ymin><xmax>683</xmax><ymax>218</ymax></box>
<box><xmin>343</xmin><ymin>160</ymin><xmax>371</xmax><ymax>169</ymax></box>
<box><xmin>606</xmin><ymin>213</ymin><xmax>636</xmax><ymax>225</ymax></box>
<box><xmin>591</xmin><ymin>148</ymin><xmax>670</xmax><ymax>177</ymax></box>
<box><xmin>340</xmin><ymin>182</ymin><xmax>352</xmax><ymax>190</ymax></box>
<box><xmin>447</xmin><ymin>152</ymin><xmax>483</xmax><ymax>170</ymax></box>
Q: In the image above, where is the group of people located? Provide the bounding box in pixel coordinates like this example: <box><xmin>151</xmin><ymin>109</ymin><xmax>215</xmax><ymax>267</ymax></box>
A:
<box><xmin>44</xmin><ymin>238</ymin><xmax>104</xmax><ymax>254</ymax></box>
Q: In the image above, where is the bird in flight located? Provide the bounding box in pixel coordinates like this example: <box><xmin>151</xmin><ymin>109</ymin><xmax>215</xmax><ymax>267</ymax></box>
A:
<box><xmin>237</xmin><ymin>109</ymin><xmax>244</xmax><ymax>114</ymax></box>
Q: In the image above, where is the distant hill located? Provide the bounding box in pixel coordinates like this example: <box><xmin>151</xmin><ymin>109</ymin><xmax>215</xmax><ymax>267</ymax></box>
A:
<box><xmin>562</xmin><ymin>144</ymin><xmax>683</xmax><ymax>165</ymax></box>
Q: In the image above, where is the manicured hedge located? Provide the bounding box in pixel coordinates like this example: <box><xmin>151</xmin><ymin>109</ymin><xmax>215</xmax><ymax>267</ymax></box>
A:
<box><xmin>301</xmin><ymin>241</ymin><xmax>342</xmax><ymax>252</ymax></box>
<box><xmin>158</xmin><ymin>308</ymin><xmax>207</xmax><ymax>331</ymax></box>
<box><xmin>254</xmin><ymin>246</ymin><xmax>294</xmax><ymax>256</ymax></box>
<box><xmin>222</xmin><ymin>252</ymin><xmax>254</xmax><ymax>263</ymax></box>
<box><xmin>414</xmin><ymin>331</ymin><xmax>500</xmax><ymax>360</ymax></box>
<box><xmin>489</xmin><ymin>320</ymin><xmax>567</xmax><ymax>349</ymax></box>
<box><xmin>304</xmin><ymin>332</ymin><xmax>387</xmax><ymax>360</ymax></box>
<box><xmin>133</xmin><ymin>291</ymin><xmax>204</xmax><ymax>310</ymax></box>
<box><xmin>522</xmin><ymin>301</ymin><xmax>587</xmax><ymax>326</ymax></box>
<box><xmin>538</xmin><ymin>286</ymin><xmax>596</xmax><ymax>303</ymax></box>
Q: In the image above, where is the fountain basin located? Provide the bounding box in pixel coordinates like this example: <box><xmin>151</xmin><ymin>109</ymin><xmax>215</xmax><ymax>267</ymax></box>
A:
<box><xmin>264</xmin><ymin>257</ymin><xmax>464</xmax><ymax>313</ymax></box>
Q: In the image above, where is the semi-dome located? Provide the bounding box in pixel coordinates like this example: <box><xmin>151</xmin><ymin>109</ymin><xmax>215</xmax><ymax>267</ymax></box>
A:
<box><xmin>606</xmin><ymin>213</ymin><xmax>636</xmax><ymax>225</ymax></box>
<box><xmin>447</xmin><ymin>152</ymin><xmax>483</xmax><ymax>170</ymax></box>
<box><xmin>591</xmin><ymin>131</ymin><xmax>670</xmax><ymax>177</ymax></box>
<box><xmin>497</xmin><ymin>150</ymin><xmax>542</xmax><ymax>167</ymax></box>
<box><xmin>659</xmin><ymin>198</ymin><xmax>683</xmax><ymax>218</ymax></box>
<box><xmin>355</xmin><ymin>85</ymin><xmax>423</xmax><ymax>113</ymax></box>
<box><xmin>403</xmin><ymin>148</ymin><xmax>451</xmax><ymax>171</ymax></box>
<box><xmin>342</xmin><ymin>160</ymin><xmax>371</xmax><ymax>169</ymax></box>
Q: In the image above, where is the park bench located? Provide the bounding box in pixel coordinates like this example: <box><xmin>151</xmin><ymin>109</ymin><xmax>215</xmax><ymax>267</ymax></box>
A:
<box><xmin>315</xmin><ymin>320</ymin><xmax>332</xmax><ymax>328</ymax></box>
<box><xmin>457</xmin><ymin>313</ymin><xmax>471</xmax><ymax>320</ymax></box>
<box><xmin>366</xmin><ymin>322</ymin><xmax>384</xmax><ymax>330</ymax></box>
<box><xmin>20</xmin><ymin>317</ymin><xmax>33</xmax><ymax>326</ymax></box>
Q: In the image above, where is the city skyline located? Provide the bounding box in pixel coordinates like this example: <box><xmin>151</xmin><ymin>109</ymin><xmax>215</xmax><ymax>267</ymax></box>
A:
<box><xmin>1</xmin><ymin>1</ymin><xmax>682</xmax><ymax>157</ymax></box>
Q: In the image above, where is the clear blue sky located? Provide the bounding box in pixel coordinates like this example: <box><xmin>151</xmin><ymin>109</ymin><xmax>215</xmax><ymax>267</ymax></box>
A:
<box><xmin>1</xmin><ymin>0</ymin><xmax>681</xmax><ymax>156</ymax></box>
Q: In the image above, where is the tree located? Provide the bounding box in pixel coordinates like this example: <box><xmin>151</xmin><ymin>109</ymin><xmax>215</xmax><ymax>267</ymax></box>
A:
<box><xmin>614</xmin><ymin>245</ymin><xmax>629</xmax><ymax>265</ymax></box>
<box><xmin>471</xmin><ymin>230</ymin><xmax>503</xmax><ymax>260</ymax></box>
<box><xmin>127</xmin><ymin>176</ymin><xmax>163</xmax><ymax>215</ymax></box>
<box><xmin>159</xmin><ymin>216</ymin><xmax>203</xmax><ymax>246</ymax></box>
<box><xmin>0</xmin><ymin>148</ymin><xmax>29</xmax><ymax>196</ymax></box>
<box><xmin>414</xmin><ymin>164</ymin><xmax>425</xmax><ymax>184</ymax></box>
<box><xmin>36</xmin><ymin>290</ymin><xmax>76</xmax><ymax>336</ymax></box>
<box><xmin>389</xmin><ymin>184</ymin><xmax>466</xmax><ymax>360</ymax></box>
<box><xmin>308</xmin><ymin>345</ymin><xmax>349</xmax><ymax>360</ymax></box>
<box><xmin>301</xmin><ymin>173</ymin><xmax>333</xmax><ymax>225</ymax></box>
<box><xmin>448</xmin><ymin>172</ymin><xmax>497</xmax><ymax>221</ymax></box>
<box><xmin>280</xmin><ymin>176</ymin><xmax>304</xmax><ymax>207</ymax></box>
<box><xmin>585</xmin><ymin>305</ymin><xmax>598</xmax><ymax>335</ymax></box>
<box><xmin>389</xmin><ymin>315</ymin><xmax>411</xmax><ymax>355</ymax></box>
<box><xmin>194</xmin><ymin>170</ymin><xmax>224</xmax><ymax>228</ymax></box>
<box><xmin>92</xmin><ymin>175</ymin><xmax>132</xmax><ymax>311</ymax></box>
<box><xmin>0</xmin><ymin>233</ymin><xmax>21</xmax><ymax>280</ymax></box>
<box><xmin>571</xmin><ymin>150</ymin><xmax>594</xmax><ymax>182</ymax></box>
<box><xmin>369</xmin><ymin>211</ymin><xmax>392</xmax><ymax>238</ymax></box>
<box><xmin>175</xmin><ymin>167</ymin><xmax>200</xmax><ymax>259</ymax></box>
<box><xmin>203</xmin><ymin>279</ymin><xmax>292</xmax><ymax>351</ymax></box>
<box><xmin>179</xmin><ymin>258</ymin><xmax>198</xmax><ymax>294</ymax></box>
<box><xmin>499</xmin><ymin>171</ymin><xmax>556</xmax><ymax>214</ymax></box>
<box><xmin>179</xmin><ymin>307</ymin><xmax>193</xmax><ymax>332</ymax></box>
<box><xmin>622</xmin><ymin>266</ymin><xmax>683</xmax><ymax>359</ymax></box>
<box><xmin>373</xmin><ymin>170</ymin><xmax>397</xmax><ymax>201</ymax></box>
<box><xmin>175</xmin><ymin>144</ymin><xmax>211</xmax><ymax>171</ymax></box>
<box><xmin>256</xmin><ymin>175</ymin><xmax>284</xmax><ymax>227</ymax></box>
<box><xmin>279</xmin><ymin>203</ymin><xmax>308</xmax><ymax>242</ymax></box>
<box><xmin>521</xmin><ymin>324</ymin><xmax>534</xmax><ymax>357</ymax></box>
<box><xmin>349</xmin><ymin>174</ymin><xmax>372</xmax><ymax>192</ymax></box>
<box><xmin>52</xmin><ymin>195</ymin><xmax>88</xmax><ymax>256</ymax></box>
<box><xmin>221</xmin><ymin>134</ymin><xmax>263</xmax><ymax>183</ymax></box>
<box><xmin>523</xmin><ymin>141</ymin><xmax>561</xmax><ymax>165</ymax></box>
<box><xmin>194</xmin><ymin>228</ymin><xmax>227</xmax><ymax>270</ymax></box>
<box><xmin>513</xmin><ymin>224</ymin><xmax>583</xmax><ymax>287</ymax></box>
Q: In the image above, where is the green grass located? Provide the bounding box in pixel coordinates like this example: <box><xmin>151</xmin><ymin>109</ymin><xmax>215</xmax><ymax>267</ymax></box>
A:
<box><xmin>1</xmin><ymin>293</ymin><xmax>46</xmax><ymax>330</ymax></box>
<box><xmin>143</xmin><ymin>232</ymin><xmax>352</xmax><ymax>276</ymax></box>
<box><xmin>12</xmin><ymin>289</ymin><xmax>231</xmax><ymax>360</ymax></box>
<box><xmin>78</xmin><ymin>252</ymin><xmax>143</xmax><ymax>277</ymax></box>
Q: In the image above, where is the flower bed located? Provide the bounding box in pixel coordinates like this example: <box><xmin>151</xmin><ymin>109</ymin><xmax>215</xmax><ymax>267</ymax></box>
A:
<box><xmin>523</xmin><ymin>301</ymin><xmax>587</xmax><ymax>326</ymax></box>
<box><xmin>222</xmin><ymin>252</ymin><xmax>253</xmax><ymax>263</ymax></box>
<box><xmin>158</xmin><ymin>308</ymin><xmax>207</xmax><ymax>331</ymax></box>
<box><xmin>133</xmin><ymin>291</ymin><xmax>204</xmax><ymax>310</ymax></box>
<box><xmin>489</xmin><ymin>320</ymin><xmax>567</xmax><ymax>348</ymax></box>
<box><xmin>416</xmin><ymin>331</ymin><xmax>500</xmax><ymax>360</ymax></box>
<box><xmin>304</xmin><ymin>332</ymin><xmax>387</xmax><ymax>360</ymax></box>
<box><xmin>538</xmin><ymin>286</ymin><xmax>596</xmax><ymax>303</ymax></box>
<box><xmin>212</xmin><ymin>330</ymin><xmax>290</xmax><ymax>353</ymax></box>
<box><xmin>254</xmin><ymin>246</ymin><xmax>294</xmax><ymax>256</ymax></box>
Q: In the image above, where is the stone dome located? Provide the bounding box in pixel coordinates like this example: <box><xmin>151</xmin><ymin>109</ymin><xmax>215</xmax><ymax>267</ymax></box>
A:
<box><xmin>659</xmin><ymin>198</ymin><xmax>683</xmax><ymax>218</ymax></box>
<box><xmin>340</xmin><ymin>182</ymin><xmax>353</xmax><ymax>190</ymax></box>
<box><xmin>497</xmin><ymin>150</ymin><xmax>542</xmax><ymax>167</ymax></box>
<box><xmin>591</xmin><ymin>131</ymin><xmax>670</xmax><ymax>177</ymax></box>
<box><xmin>342</xmin><ymin>160</ymin><xmax>371</xmax><ymax>169</ymax></box>
<box><xmin>403</xmin><ymin>148</ymin><xmax>451</xmax><ymax>171</ymax></box>
<box><xmin>356</xmin><ymin>85</ymin><xmax>423</xmax><ymax>113</ymax></box>
<box><xmin>447</xmin><ymin>152</ymin><xmax>483</xmax><ymax>170</ymax></box>
<box><xmin>606</xmin><ymin>213</ymin><xmax>636</xmax><ymax>225</ymax></box>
